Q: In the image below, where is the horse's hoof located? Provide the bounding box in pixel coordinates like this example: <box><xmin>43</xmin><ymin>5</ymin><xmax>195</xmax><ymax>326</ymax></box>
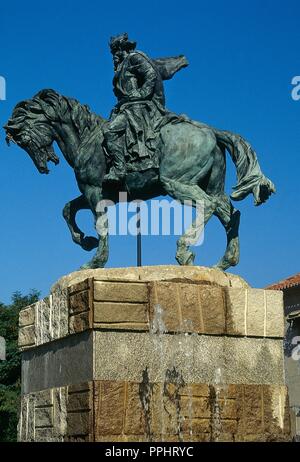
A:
<box><xmin>81</xmin><ymin>236</ymin><xmax>99</xmax><ymax>251</ymax></box>
<box><xmin>79</xmin><ymin>263</ymin><xmax>93</xmax><ymax>270</ymax></box>
<box><xmin>176</xmin><ymin>250</ymin><xmax>195</xmax><ymax>266</ymax></box>
<box><xmin>213</xmin><ymin>263</ymin><xmax>226</xmax><ymax>272</ymax></box>
<box><xmin>214</xmin><ymin>258</ymin><xmax>236</xmax><ymax>271</ymax></box>
<box><xmin>80</xmin><ymin>257</ymin><xmax>107</xmax><ymax>270</ymax></box>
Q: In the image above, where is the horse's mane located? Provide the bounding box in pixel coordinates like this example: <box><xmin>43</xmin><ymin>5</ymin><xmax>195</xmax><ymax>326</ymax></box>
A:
<box><xmin>5</xmin><ymin>88</ymin><xmax>105</xmax><ymax>139</ymax></box>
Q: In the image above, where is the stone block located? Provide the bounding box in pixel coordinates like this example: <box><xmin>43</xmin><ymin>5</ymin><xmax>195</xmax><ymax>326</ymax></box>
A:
<box><xmin>94</xmin><ymin>302</ymin><xmax>148</xmax><ymax>325</ymax></box>
<box><xmin>94</xmin><ymin>381</ymin><xmax>125</xmax><ymax>436</ymax></box>
<box><xmin>225</xmin><ymin>288</ymin><xmax>246</xmax><ymax>336</ymax></box>
<box><xmin>247</xmin><ymin>289</ymin><xmax>265</xmax><ymax>337</ymax></box>
<box><xmin>265</xmin><ymin>290</ymin><xmax>284</xmax><ymax>337</ymax></box>
<box><xmin>35</xmin><ymin>407</ymin><xmax>53</xmax><ymax>428</ymax></box>
<box><xmin>180</xmin><ymin>396</ymin><xmax>210</xmax><ymax>419</ymax></box>
<box><xmin>93</xmin><ymin>332</ymin><xmax>284</xmax><ymax>385</ymax></box>
<box><xmin>225</xmin><ymin>288</ymin><xmax>284</xmax><ymax>338</ymax></box>
<box><xmin>19</xmin><ymin>305</ymin><xmax>35</xmax><ymax>327</ymax></box>
<box><xmin>34</xmin><ymin>428</ymin><xmax>55</xmax><ymax>442</ymax></box>
<box><xmin>51</xmin><ymin>266</ymin><xmax>249</xmax><ymax>293</ymax></box>
<box><xmin>19</xmin><ymin>325</ymin><xmax>36</xmax><ymax>348</ymax></box>
<box><xmin>69</xmin><ymin>311</ymin><xmax>91</xmax><ymax>334</ymax></box>
<box><xmin>180</xmin><ymin>384</ymin><xmax>210</xmax><ymax>397</ymax></box>
<box><xmin>69</xmin><ymin>290</ymin><xmax>90</xmax><ymax>315</ymax></box>
<box><xmin>21</xmin><ymin>331</ymin><xmax>93</xmax><ymax>394</ymax></box>
<box><xmin>149</xmin><ymin>282</ymin><xmax>181</xmax><ymax>332</ymax></box>
<box><xmin>18</xmin><ymin>266</ymin><xmax>290</xmax><ymax>442</ymax></box>
<box><xmin>177</xmin><ymin>283</ymin><xmax>204</xmax><ymax>332</ymax></box>
<box><xmin>19</xmin><ymin>381</ymin><xmax>292</xmax><ymax>442</ymax></box>
<box><xmin>68</xmin><ymin>279</ymin><xmax>91</xmax><ymax>295</ymax></box>
<box><xmin>68</xmin><ymin>382</ymin><xmax>92</xmax><ymax>394</ymax></box>
<box><xmin>94</xmin><ymin>281</ymin><xmax>148</xmax><ymax>303</ymax></box>
<box><xmin>124</xmin><ymin>383</ymin><xmax>146</xmax><ymax>435</ymax></box>
<box><xmin>35</xmin><ymin>297</ymin><xmax>52</xmax><ymax>345</ymax></box>
<box><xmin>35</xmin><ymin>389</ymin><xmax>53</xmax><ymax>407</ymax></box>
<box><xmin>19</xmin><ymin>268</ymin><xmax>285</xmax><ymax>352</ymax></box>
<box><xmin>49</xmin><ymin>289</ymin><xmax>69</xmax><ymax>342</ymax></box>
<box><xmin>200</xmin><ymin>286</ymin><xmax>225</xmax><ymax>334</ymax></box>
<box><xmin>67</xmin><ymin>391</ymin><xmax>92</xmax><ymax>412</ymax></box>
<box><xmin>67</xmin><ymin>411</ymin><xmax>92</xmax><ymax>436</ymax></box>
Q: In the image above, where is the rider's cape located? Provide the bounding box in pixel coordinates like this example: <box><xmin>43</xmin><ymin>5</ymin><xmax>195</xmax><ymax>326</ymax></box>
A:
<box><xmin>152</xmin><ymin>55</ymin><xmax>189</xmax><ymax>80</ymax></box>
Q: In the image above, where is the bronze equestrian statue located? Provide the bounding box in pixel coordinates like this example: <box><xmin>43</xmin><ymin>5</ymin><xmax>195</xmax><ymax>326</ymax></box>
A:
<box><xmin>4</xmin><ymin>34</ymin><xmax>275</xmax><ymax>270</ymax></box>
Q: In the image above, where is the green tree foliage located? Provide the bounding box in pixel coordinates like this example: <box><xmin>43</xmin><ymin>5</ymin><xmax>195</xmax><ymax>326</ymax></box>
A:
<box><xmin>0</xmin><ymin>290</ymin><xmax>40</xmax><ymax>442</ymax></box>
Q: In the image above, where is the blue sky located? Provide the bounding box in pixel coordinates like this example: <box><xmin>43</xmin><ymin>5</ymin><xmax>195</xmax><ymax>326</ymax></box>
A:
<box><xmin>0</xmin><ymin>0</ymin><xmax>299</xmax><ymax>303</ymax></box>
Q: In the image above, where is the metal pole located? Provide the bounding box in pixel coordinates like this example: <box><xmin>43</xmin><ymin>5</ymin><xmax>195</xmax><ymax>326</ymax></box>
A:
<box><xmin>137</xmin><ymin>202</ymin><xmax>142</xmax><ymax>266</ymax></box>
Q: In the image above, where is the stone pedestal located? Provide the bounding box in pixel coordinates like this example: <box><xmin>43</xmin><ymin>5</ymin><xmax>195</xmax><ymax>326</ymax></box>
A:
<box><xmin>18</xmin><ymin>266</ymin><xmax>291</xmax><ymax>442</ymax></box>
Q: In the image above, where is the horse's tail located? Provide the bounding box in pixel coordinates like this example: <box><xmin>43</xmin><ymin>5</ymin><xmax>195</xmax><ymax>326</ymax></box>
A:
<box><xmin>213</xmin><ymin>129</ymin><xmax>276</xmax><ymax>206</ymax></box>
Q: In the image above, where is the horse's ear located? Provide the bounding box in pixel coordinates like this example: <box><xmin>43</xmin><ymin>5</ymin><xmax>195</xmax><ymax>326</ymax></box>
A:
<box><xmin>4</xmin><ymin>124</ymin><xmax>10</xmax><ymax>145</ymax></box>
<box><xmin>14</xmin><ymin>100</ymin><xmax>30</xmax><ymax>111</ymax></box>
<box><xmin>3</xmin><ymin>129</ymin><xmax>16</xmax><ymax>146</ymax></box>
<box><xmin>4</xmin><ymin>123</ymin><xmax>21</xmax><ymax>132</ymax></box>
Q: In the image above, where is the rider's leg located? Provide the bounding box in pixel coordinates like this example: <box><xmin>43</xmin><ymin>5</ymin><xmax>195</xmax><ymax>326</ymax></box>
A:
<box><xmin>103</xmin><ymin>113</ymin><xmax>127</xmax><ymax>181</ymax></box>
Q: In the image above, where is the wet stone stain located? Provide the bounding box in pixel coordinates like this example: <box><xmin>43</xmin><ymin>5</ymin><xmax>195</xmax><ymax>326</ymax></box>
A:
<box><xmin>139</xmin><ymin>367</ymin><xmax>154</xmax><ymax>441</ymax></box>
<box><xmin>163</xmin><ymin>367</ymin><xmax>185</xmax><ymax>441</ymax></box>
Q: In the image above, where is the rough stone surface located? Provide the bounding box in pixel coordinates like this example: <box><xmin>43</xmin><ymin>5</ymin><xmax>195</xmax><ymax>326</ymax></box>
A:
<box><xmin>19</xmin><ymin>288</ymin><xmax>69</xmax><ymax>350</ymax></box>
<box><xmin>94</xmin><ymin>302</ymin><xmax>148</xmax><ymax>325</ymax></box>
<box><xmin>51</xmin><ymin>288</ymin><xmax>69</xmax><ymax>341</ymax></box>
<box><xmin>19</xmin><ymin>380</ymin><xmax>291</xmax><ymax>442</ymax></box>
<box><xmin>20</xmin><ymin>272</ymin><xmax>284</xmax><ymax>351</ymax></box>
<box><xmin>225</xmin><ymin>287</ymin><xmax>284</xmax><ymax>338</ymax></box>
<box><xmin>69</xmin><ymin>311</ymin><xmax>92</xmax><ymax>334</ymax></box>
<box><xmin>265</xmin><ymin>290</ymin><xmax>285</xmax><ymax>337</ymax></box>
<box><xmin>18</xmin><ymin>267</ymin><xmax>289</xmax><ymax>442</ymax></box>
<box><xmin>19</xmin><ymin>305</ymin><xmax>35</xmax><ymax>327</ymax></box>
<box><xmin>18</xmin><ymin>387</ymin><xmax>67</xmax><ymax>442</ymax></box>
<box><xmin>21</xmin><ymin>330</ymin><xmax>284</xmax><ymax>395</ymax></box>
<box><xmin>94</xmin><ymin>332</ymin><xmax>285</xmax><ymax>385</ymax></box>
<box><xmin>19</xmin><ymin>325</ymin><xmax>36</xmax><ymax>348</ymax></box>
<box><xmin>21</xmin><ymin>331</ymin><xmax>93</xmax><ymax>394</ymax></box>
<box><xmin>69</xmin><ymin>290</ymin><xmax>91</xmax><ymax>315</ymax></box>
<box><xmin>94</xmin><ymin>281</ymin><xmax>148</xmax><ymax>303</ymax></box>
<box><xmin>51</xmin><ymin>266</ymin><xmax>249</xmax><ymax>293</ymax></box>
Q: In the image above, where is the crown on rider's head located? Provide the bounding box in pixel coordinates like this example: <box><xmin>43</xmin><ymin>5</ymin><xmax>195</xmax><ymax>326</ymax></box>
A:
<box><xmin>109</xmin><ymin>33</ymin><xmax>137</xmax><ymax>54</ymax></box>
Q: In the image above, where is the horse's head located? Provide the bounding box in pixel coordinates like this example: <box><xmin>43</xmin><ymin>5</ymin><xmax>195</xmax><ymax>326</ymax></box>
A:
<box><xmin>4</xmin><ymin>89</ymin><xmax>60</xmax><ymax>174</ymax></box>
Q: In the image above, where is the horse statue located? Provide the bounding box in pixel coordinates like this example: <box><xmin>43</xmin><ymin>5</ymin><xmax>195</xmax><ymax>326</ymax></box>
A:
<box><xmin>4</xmin><ymin>89</ymin><xmax>275</xmax><ymax>270</ymax></box>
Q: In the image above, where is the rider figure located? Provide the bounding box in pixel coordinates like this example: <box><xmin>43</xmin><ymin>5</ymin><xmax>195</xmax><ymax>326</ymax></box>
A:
<box><xmin>103</xmin><ymin>33</ymin><xmax>169</xmax><ymax>183</ymax></box>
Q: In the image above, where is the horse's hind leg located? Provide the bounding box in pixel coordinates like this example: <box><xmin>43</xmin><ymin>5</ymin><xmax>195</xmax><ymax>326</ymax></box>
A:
<box><xmin>160</xmin><ymin>176</ymin><xmax>217</xmax><ymax>265</ymax></box>
<box><xmin>214</xmin><ymin>195</ymin><xmax>241</xmax><ymax>270</ymax></box>
<box><xmin>203</xmin><ymin>144</ymin><xmax>240</xmax><ymax>271</ymax></box>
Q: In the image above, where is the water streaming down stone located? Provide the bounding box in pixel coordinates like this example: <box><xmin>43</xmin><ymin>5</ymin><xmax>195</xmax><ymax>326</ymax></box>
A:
<box><xmin>177</xmin><ymin>319</ymin><xmax>197</xmax><ymax>440</ymax></box>
<box><xmin>150</xmin><ymin>304</ymin><xmax>167</xmax><ymax>337</ymax></box>
<box><xmin>18</xmin><ymin>269</ymin><xmax>291</xmax><ymax>442</ymax></box>
<box><xmin>150</xmin><ymin>304</ymin><xmax>167</xmax><ymax>439</ymax></box>
<box><xmin>149</xmin><ymin>306</ymin><xmax>197</xmax><ymax>441</ymax></box>
<box><xmin>211</xmin><ymin>367</ymin><xmax>223</xmax><ymax>441</ymax></box>
<box><xmin>138</xmin><ymin>367</ymin><xmax>153</xmax><ymax>441</ymax></box>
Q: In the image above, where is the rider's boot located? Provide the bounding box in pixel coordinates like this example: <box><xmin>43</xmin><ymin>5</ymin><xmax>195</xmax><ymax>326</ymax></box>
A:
<box><xmin>103</xmin><ymin>140</ymin><xmax>126</xmax><ymax>183</ymax></box>
<box><xmin>103</xmin><ymin>165</ymin><xmax>126</xmax><ymax>183</ymax></box>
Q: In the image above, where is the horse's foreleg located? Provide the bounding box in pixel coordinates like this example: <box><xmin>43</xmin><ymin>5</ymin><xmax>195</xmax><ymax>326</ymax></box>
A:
<box><xmin>63</xmin><ymin>195</ymin><xmax>99</xmax><ymax>251</ymax></box>
<box><xmin>214</xmin><ymin>196</ymin><xmax>240</xmax><ymax>270</ymax></box>
<box><xmin>80</xmin><ymin>187</ymin><xmax>109</xmax><ymax>269</ymax></box>
<box><xmin>160</xmin><ymin>176</ymin><xmax>217</xmax><ymax>265</ymax></box>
